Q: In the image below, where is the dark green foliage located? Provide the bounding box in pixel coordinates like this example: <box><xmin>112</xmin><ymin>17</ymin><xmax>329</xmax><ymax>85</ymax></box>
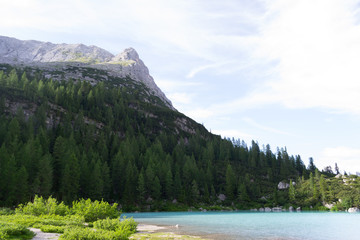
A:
<box><xmin>0</xmin><ymin>66</ymin><xmax>348</xmax><ymax>210</ymax></box>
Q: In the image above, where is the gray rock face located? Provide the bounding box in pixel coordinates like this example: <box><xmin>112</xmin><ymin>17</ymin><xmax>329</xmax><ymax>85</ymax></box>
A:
<box><xmin>0</xmin><ymin>36</ymin><xmax>173</xmax><ymax>109</ymax></box>
<box><xmin>218</xmin><ymin>194</ymin><xmax>226</xmax><ymax>201</ymax></box>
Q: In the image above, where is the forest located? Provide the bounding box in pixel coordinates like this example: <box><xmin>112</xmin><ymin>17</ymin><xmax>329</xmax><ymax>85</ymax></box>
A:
<box><xmin>0</xmin><ymin>65</ymin><xmax>359</xmax><ymax>211</ymax></box>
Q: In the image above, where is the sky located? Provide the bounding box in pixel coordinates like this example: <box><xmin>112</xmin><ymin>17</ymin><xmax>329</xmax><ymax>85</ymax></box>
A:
<box><xmin>1</xmin><ymin>0</ymin><xmax>360</xmax><ymax>174</ymax></box>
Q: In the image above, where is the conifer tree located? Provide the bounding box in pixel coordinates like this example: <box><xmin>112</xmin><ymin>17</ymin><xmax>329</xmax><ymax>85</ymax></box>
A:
<box><xmin>137</xmin><ymin>172</ymin><xmax>146</xmax><ymax>203</ymax></box>
<box><xmin>165</xmin><ymin>169</ymin><xmax>174</xmax><ymax>199</ymax></box>
<box><xmin>225</xmin><ymin>164</ymin><xmax>236</xmax><ymax>200</ymax></box>
<box><xmin>289</xmin><ymin>180</ymin><xmax>296</xmax><ymax>203</ymax></box>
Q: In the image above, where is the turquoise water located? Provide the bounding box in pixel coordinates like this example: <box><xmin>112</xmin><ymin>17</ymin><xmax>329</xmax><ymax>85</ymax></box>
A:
<box><xmin>123</xmin><ymin>211</ymin><xmax>360</xmax><ymax>239</ymax></box>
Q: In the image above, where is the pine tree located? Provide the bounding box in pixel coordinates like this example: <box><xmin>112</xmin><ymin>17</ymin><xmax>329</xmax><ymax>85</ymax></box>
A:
<box><xmin>88</xmin><ymin>159</ymin><xmax>103</xmax><ymax>200</ymax></box>
<box><xmin>137</xmin><ymin>172</ymin><xmax>146</xmax><ymax>203</ymax></box>
<box><xmin>37</xmin><ymin>154</ymin><xmax>53</xmax><ymax>197</ymax></box>
<box><xmin>165</xmin><ymin>169</ymin><xmax>174</xmax><ymax>199</ymax></box>
<box><xmin>289</xmin><ymin>180</ymin><xmax>296</xmax><ymax>203</ymax></box>
<box><xmin>60</xmin><ymin>152</ymin><xmax>80</xmax><ymax>203</ymax></box>
<box><xmin>14</xmin><ymin>166</ymin><xmax>29</xmax><ymax>204</ymax></box>
<box><xmin>319</xmin><ymin>174</ymin><xmax>327</xmax><ymax>202</ymax></box>
<box><xmin>191</xmin><ymin>180</ymin><xmax>200</xmax><ymax>202</ymax></box>
<box><xmin>152</xmin><ymin>176</ymin><xmax>161</xmax><ymax>200</ymax></box>
<box><xmin>225</xmin><ymin>164</ymin><xmax>236</xmax><ymax>200</ymax></box>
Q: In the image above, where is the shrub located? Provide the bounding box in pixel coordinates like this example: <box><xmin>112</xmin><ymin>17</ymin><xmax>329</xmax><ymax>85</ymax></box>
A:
<box><xmin>93</xmin><ymin>218</ymin><xmax>120</xmax><ymax>231</ymax></box>
<box><xmin>0</xmin><ymin>208</ymin><xmax>14</xmax><ymax>216</ymax></box>
<box><xmin>0</xmin><ymin>221</ymin><xmax>34</xmax><ymax>239</ymax></box>
<box><xmin>16</xmin><ymin>195</ymin><xmax>69</xmax><ymax>216</ymax></box>
<box><xmin>40</xmin><ymin>225</ymin><xmax>66</xmax><ymax>233</ymax></box>
<box><xmin>330</xmin><ymin>205</ymin><xmax>339</xmax><ymax>212</ymax></box>
<box><xmin>94</xmin><ymin>217</ymin><xmax>137</xmax><ymax>233</ymax></box>
<box><xmin>71</xmin><ymin>199</ymin><xmax>120</xmax><ymax>222</ymax></box>
<box><xmin>0</xmin><ymin>214</ymin><xmax>84</xmax><ymax>229</ymax></box>
<box><xmin>59</xmin><ymin>227</ymin><xmax>130</xmax><ymax>240</ymax></box>
<box><xmin>118</xmin><ymin>217</ymin><xmax>137</xmax><ymax>234</ymax></box>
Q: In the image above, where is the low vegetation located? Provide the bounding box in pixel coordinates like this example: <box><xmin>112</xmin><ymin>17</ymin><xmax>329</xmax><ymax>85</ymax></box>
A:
<box><xmin>0</xmin><ymin>196</ymin><xmax>137</xmax><ymax>239</ymax></box>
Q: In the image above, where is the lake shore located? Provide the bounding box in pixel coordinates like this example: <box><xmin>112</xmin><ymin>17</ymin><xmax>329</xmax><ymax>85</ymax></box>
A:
<box><xmin>131</xmin><ymin>223</ymin><xmax>212</xmax><ymax>240</ymax></box>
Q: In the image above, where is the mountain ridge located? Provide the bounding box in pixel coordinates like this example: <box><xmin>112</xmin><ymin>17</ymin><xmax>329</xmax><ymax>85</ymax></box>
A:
<box><xmin>0</xmin><ymin>35</ymin><xmax>173</xmax><ymax>109</ymax></box>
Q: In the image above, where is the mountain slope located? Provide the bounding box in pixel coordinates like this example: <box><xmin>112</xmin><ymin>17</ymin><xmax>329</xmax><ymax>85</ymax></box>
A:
<box><xmin>0</xmin><ymin>36</ymin><xmax>173</xmax><ymax>109</ymax></box>
<box><xmin>0</xmin><ymin>36</ymin><xmax>358</xmax><ymax>212</ymax></box>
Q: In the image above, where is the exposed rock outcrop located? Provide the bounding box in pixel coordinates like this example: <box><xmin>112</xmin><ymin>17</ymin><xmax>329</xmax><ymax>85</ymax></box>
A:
<box><xmin>278</xmin><ymin>181</ymin><xmax>290</xmax><ymax>190</ymax></box>
<box><xmin>277</xmin><ymin>181</ymin><xmax>295</xmax><ymax>190</ymax></box>
<box><xmin>0</xmin><ymin>35</ymin><xmax>173</xmax><ymax>109</ymax></box>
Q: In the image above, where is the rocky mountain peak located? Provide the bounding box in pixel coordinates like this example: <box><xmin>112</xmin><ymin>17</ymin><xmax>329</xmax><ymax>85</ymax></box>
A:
<box><xmin>113</xmin><ymin>47</ymin><xmax>139</xmax><ymax>62</ymax></box>
<box><xmin>0</xmin><ymin>36</ymin><xmax>173</xmax><ymax>109</ymax></box>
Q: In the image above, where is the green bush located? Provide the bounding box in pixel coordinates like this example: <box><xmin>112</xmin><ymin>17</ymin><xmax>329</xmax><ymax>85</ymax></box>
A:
<box><xmin>0</xmin><ymin>221</ymin><xmax>34</xmax><ymax>239</ymax></box>
<box><xmin>40</xmin><ymin>225</ymin><xmax>66</xmax><ymax>233</ymax></box>
<box><xmin>118</xmin><ymin>217</ymin><xmax>137</xmax><ymax>234</ymax></box>
<box><xmin>59</xmin><ymin>227</ymin><xmax>130</xmax><ymax>240</ymax></box>
<box><xmin>71</xmin><ymin>199</ymin><xmax>120</xmax><ymax>222</ymax></box>
<box><xmin>93</xmin><ymin>218</ymin><xmax>121</xmax><ymax>231</ymax></box>
<box><xmin>16</xmin><ymin>195</ymin><xmax>69</xmax><ymax>216</ymax></box>
<box><xmin>0</xmin><ymin>208</ymin><xmax>14</xmax><ymax>216</ymax></box>
<box><xmin>94</xmin><ymin>217</ymin><xmax>137</xmax><ymax>233</ymax></box>
<box><xmin>0</xmin><ymin>214</ymin><xmax>84</xmax><ymax>229</ymax></box>
<box><xmin>331</xmin><ymin>205</ymin><xmax>339</xmax><ymax>212</ymax></box>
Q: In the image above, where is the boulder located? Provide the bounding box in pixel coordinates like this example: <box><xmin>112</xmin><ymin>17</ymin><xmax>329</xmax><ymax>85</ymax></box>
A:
<box><xmin>296</xmin><ymin>207</ymin><xmax>301</xmax><ymax>212</ymax></box>
<box><xmin>272</xmin><ymin>207</ymin><xmax>282</xmax><ymax>212</ymax></box>
<box><xmin>324</xmin><ymin>203</ymin><xmax>334</xmax><ymax>209</ymax></box>
<box><xmin>250</xmin><ymin>208</ymin><xmax>258</xmax><ymax>212</ymax></box>
<box><xmin>264</xmin><ymin>207</ymin><xmax>272</xmax><ymax>212</ymax></box>
<box><xmin>289</xmin><ymin>206</ymin><xmax>294</xmax><ymax>211</ymax></box>
<box><xmin>278</xmin><ymin>181</ymin><xmax>290</xmax><ymax>190</ymax></box>
<box><xmin>259</xmin><ymin>208</ymin><xmax>265</xmax><ymax>212</ymax></box>
<box><xmin>348</xmin><ymin>207</ymin><xmax>360</xmax><ymax>213</ymax></box>
<box><xmin>218</xmin><ymin>194</ymin><xmax>226</xmax><ymax>201</ymax></box>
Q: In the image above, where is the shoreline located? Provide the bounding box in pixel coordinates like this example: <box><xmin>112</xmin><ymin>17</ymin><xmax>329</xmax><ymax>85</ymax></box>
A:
<box><xmin>132</xmin><ymin>223</ymin><xmax>209</xmax><ymax>239</ymax></box>
<box><xmin>132</xmin><ymin>223</ymin><xmax>230</xmax><ymax>240</ymax></box>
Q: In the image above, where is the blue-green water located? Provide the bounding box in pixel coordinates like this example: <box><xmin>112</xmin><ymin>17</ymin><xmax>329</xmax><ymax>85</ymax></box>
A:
<box><xmin>123</xmin><ymin>211</ymin><xmax>360</xmax><ymax>239</ymax></box>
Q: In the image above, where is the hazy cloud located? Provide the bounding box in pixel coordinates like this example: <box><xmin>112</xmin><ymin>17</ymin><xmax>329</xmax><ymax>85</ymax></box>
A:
<box><xmin>318</xmin><ymin>146</ymin><xmax>360</xmax><ymax>174</ymax></box>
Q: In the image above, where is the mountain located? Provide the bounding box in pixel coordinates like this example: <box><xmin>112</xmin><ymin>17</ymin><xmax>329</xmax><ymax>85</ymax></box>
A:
<box><xmin>0</xmin><ymin>36</ymin><xmax>358</xmax><ymax>212</ymax></box>
<box><xmin>0</xmin><ymin>35</ymin><xmax>173</xmax><ymax>109</ymax></box>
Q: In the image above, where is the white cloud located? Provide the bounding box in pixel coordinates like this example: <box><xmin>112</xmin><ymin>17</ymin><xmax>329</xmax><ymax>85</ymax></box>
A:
<box><xmin>318</xmin><ymin>146</ymin><xmax>360</xmax><ymax>173</ymax></box>
<box><xmin>168</xmin><ymin>92</ymin><xmax>193</xmax><ymax>105</ymax></box>
<box><xmin>156</xmin><ymin>79</ymin><xmax>202</xmax><ymax>92</ymax></box>
<box><xmin>186</xmin><ymin>62</ymin><xmax>231</xmax><ymax>78</ymax></box>
<box><xmin>245</xmin><ymin>0</ymin><xmax>360</xmax><ymax>115</ymax></box>
<box><xmin>184</xmin><ymin>108</ymin><xmax>215</xmax><ymax>122</ymax></box>
<box><xmin>242</xmin><ymin>117</ymin><xmax>293</xmax><ymax>136</ymax></box>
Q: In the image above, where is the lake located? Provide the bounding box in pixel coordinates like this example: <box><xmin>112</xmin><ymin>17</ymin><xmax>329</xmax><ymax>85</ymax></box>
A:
<box><xmin>123</xmin><ymin>211</ymin><xmax>360</xmax><ymax>239</ymax></box>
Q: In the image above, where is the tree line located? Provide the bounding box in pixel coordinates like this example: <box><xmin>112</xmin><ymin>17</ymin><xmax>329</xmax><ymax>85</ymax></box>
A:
<box><xmin>0</xmin><ymin>67</ymin><xmax>337</xmax><ymax>210</ymax></box>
